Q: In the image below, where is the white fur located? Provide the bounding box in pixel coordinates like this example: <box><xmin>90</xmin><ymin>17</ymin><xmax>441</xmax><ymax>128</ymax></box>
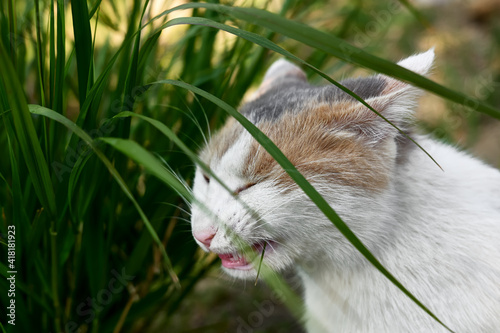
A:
<box><xmin>299</xmin><ymin>136</ymin><xmax>500</xmax><ymax>332</ymax></box>
<box><xmin>397</xmin><ymin>48</ymin><xmax>435</xmax><ymax>75</ymax></box>
<box><xmin>190</xmin><ymin>52</ymin><xmax>500</xmax><ymax>332</ymax></box>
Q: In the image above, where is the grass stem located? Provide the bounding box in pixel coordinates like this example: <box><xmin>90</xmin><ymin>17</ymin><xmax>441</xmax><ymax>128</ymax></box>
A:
<box><xmin>254</xmin><ymin>242</ymin><xmax>266</xmax><ymax>286</ymax></box>
<box><xmin>50</xmin><ymin>221</ymin><xmax>61</xmax><ymax>332</ymax></box>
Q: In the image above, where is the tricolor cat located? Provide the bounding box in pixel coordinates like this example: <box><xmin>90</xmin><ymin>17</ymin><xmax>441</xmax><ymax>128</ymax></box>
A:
<box><xmin>190</xmin><ymin>50</ymin><xmax>500</xmax><ymax>332</ymax></box>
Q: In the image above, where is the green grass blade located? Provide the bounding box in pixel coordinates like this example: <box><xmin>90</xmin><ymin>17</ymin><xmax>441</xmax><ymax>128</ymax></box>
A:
<box><xmin>98</xmin><ymin>137</ymin><xmax>192</xmax><ymax>201</ymax></box>
<box><xmin>115</xmin><ymin>0</ymin><xmax>149</xmax><ymax>139</ymax></box>
<box><xmin>254</xmin><ymin>242</ymin><xmax>266</xmax><ymax>286</ymax></box>
<box><xmin>49</xmin><ymin>0</ymin><xmax>55</xmax><ymax>107</ymax></box>
<box><xmin>336</xmin><ymin>0</ymin><xmax>362</xmax><ymax>39</ymax></box>
<box><xmin>34</xmin><ymin>0</ymin><xmax>45</xmax><ymax>107</ymax></box>
<box><xmin>157</xmin><ymin>3</ymin><xmax>500</xmax><ymax>121</ymax></box>
<box><xmin>0</xmin><ymin>38</ymin><xmax>57</xmax><ymax>219</ymax></box>
<box><xmin>150</xmin><ymin>79</ymin><xmax>454</xmax><ymax>333</ymax></box>
<box><xmin>398</xmin><ymin>0</ymin><xmax>432</xmax><ymax>29</ymax></box>
<box><xmin>6</xmin><ymin>0</ymin><xmax>16</xmax><ymax>65</ymax></box>
<box><xmin>1</xmin><ymin>34</ymin><xmax>61</xmax><ymax>332</ymax></box>
<box><xmin>4</xmin><ymin>116</ymin><xmax>30</xmax><ymax>257</ymax></box>
<box><xmin>28</xmin><ymin>104</ymin><xmax>180</xmax><ymax>288</ymax></box>
<box><xmin>69</xmin><ymin>14</ymin><xmax>141</xmax><ymax>132</ymax></box>
<box><xmin>67</xmin><ymin>0</ymin><xmax>170</xmax><ymax>134</ymax></box>
<box><xmin>157</xmin><ymin>16</ymin><xmax>443</xmax><ymax>170</ymax></box>
<box><xmin>112</xmin><ymin>111</ymin><xmax>228</xmax><ymax>193</ymax></box>
<box><xmin>89</xmin><ymin>0</ymin><xmax>104</xmax><ymax>19</ymax></box>
<box><xmin>137</xmin><ymin>31</ymin><xmax>161</xmax><ymax>75</ymax></box>
<box><xmin>67</xmin><ymin>151</ymin><xmax>94</xmax><ymax>223</ymax></box>
<box><xmin>223</xmin><ymin>5</ymin><xmax>499</xmax><ymax>120</ymax></box>
<box><xmin>71</xmin><ymin>0</ymin><xmax>93</xmax><ymax>107</ymax></box>
<box><xmin>54</xmin><ymin>0</ymin><xmax>65</xmax><ymax>113</ymax></box>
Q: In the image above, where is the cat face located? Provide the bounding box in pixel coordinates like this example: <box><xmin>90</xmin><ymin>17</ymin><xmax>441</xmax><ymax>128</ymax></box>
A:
<box><xmin>191</xmin><ymin>50</ymin><xmax>434</xmax><ymax>279</ymax></box>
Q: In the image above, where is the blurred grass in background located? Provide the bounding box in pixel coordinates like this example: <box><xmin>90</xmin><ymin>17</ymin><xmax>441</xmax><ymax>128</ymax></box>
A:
<box><xmin>0</xmin><ymin>0</ymin><xmax>498</xmax><ymax>332</ymax></box>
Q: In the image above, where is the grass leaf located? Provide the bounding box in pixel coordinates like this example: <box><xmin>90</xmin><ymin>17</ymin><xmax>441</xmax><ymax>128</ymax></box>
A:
<box><xmin>98</xmin><ymin>137</ymin><xmax>192</xmax><ymax>201</ymax></box>
<box><xmin>145</xmin><ymin>15</ymin><xmax>444</xmax><ymax>172</ymax></box>
<box><xmin>28</xmin><ymin>104</ymin><xmax>180</xmax><ymax>288</ymax></box>
<box><xmin>71</xmin><ymin>0</ymin><xmax>93</xmax><ymax>107</ymax></box>
<box><xmin>157</xmin><ymin>3</ymin><xmax>500</xmax><ymax>121</ymax></box>
<box><xmin>0</xmin><ymin>38</ymin><xmax>57</xmax><ymax>219</ymax></box>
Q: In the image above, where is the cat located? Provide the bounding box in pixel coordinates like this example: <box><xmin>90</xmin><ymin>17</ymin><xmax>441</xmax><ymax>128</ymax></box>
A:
<box><xmin>190</xmin><ymin>49</ymin><xmax>500</xmax><ymax>332</ymax></box>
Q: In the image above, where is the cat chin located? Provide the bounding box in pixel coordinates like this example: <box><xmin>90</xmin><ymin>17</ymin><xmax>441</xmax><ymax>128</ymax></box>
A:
<box><xmin>221</xmin><ymin>264</ymin><xmax>288</xmax><ymax>280</ymax></box>
<box><xmin>220</xmin><ymin>255</ymin><xmax>293</xmax><ymax>281</ymax></box>
<box><xmin>221</xmin><ymin>266</ymin><xmax>259</xmax><ymax>280</ymax></box>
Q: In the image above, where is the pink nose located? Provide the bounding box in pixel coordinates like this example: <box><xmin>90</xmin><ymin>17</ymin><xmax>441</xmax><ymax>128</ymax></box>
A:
<box><xmin>194</xmin><ymin>230</ymin><xmax>216</xmax><ymax>248</ymax></box>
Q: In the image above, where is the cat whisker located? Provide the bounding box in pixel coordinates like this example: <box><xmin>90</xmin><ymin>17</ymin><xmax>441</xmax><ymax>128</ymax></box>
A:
<box><xmin>160</xmin><ymin>203</ymin><xmax>193</xmax><ymax>217</ymax></box>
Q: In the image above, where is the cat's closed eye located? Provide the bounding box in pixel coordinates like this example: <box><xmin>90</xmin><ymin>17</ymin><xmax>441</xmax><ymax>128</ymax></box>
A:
<box><xmin>202</xmin><ymin>174</ymin><xmax>210</xmax><ymax>183</ymax></box>
<box><xmin>234</xmin><ymin>182</ymin><xmax>256</xmax><ymax>195</ymax></box>
<box><xmin>202</xmin><ymin>170</ymin><xmax>254</xmax><ymax>194</ymax></box>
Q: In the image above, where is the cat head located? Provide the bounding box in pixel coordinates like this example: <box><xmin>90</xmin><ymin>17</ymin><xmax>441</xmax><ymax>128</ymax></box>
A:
<box><xmin>191</xmin><ymin>50</ymin><xmax>434</xmax><ymax>279</ymax></box>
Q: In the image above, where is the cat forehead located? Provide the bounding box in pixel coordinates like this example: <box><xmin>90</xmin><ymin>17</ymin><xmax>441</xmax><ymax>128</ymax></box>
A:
<box><xmin>240</xmin><ymin>76</ymin><xmax>387</xmax><ymax>124</ymax></box>
<box><xmin>201</xmin><ymin>75</ymin><xmax>388</xmax><ymax>165</ymax></box>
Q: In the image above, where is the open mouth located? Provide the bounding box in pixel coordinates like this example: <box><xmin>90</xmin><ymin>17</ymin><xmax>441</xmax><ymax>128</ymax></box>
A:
<box><xmin>218</xmin><ymin>241</ymin><xmax>274</xmax><ymax>270</ymax></box>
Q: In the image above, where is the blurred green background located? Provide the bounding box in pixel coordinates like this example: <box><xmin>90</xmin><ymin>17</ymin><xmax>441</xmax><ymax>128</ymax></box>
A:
<box><xmin>0</xmin><ymin>0</ymin><xmax>498</xmax><ymax>332</ymax></box>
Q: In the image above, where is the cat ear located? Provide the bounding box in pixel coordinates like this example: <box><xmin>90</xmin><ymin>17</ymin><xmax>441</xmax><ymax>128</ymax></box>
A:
<box><xmin>328</xmin><ymin>49</ymin><xmax>435</xmax><ymax>140</ymax></box>
<box><xmin>378</xmin><ymin>48</ymin><xmax>434</xmax><ymax>95</ymax></box>
<box><xmin>251</xmin><ymin>59</ymin><xmax>307</xmax><ymax>98</ymax></box>
<box><xmin>396</xmin><ymin>48</ymin><xmax>435</xmax><ymax>76</ymax></box>
<box><xmin>358</xmin><ymin>49</ymin><xmax>435</xmax><ymax>136</ymax></box>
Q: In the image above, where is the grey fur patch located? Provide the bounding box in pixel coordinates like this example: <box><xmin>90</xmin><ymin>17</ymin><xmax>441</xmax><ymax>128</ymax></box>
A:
<box><xmin>395</xmin><ymin>129</ymin><xmax>416</xmax><ymax>165</ymax></box>
<box><xmin>241</xmin><ymin>76</ymin><xmax>387</xmax><ymax>123</ymax></box>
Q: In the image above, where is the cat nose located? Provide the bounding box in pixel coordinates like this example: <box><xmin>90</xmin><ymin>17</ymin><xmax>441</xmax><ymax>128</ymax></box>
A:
<box><xmin>194</xmin><ymin>230</ymin><xmax>216</xmax><ymax>248</ymax></box>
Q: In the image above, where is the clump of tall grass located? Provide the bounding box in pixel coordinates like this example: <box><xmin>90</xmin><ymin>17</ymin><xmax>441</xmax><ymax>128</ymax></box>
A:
<box><xmin>0</xmin><ymin>0</ymin><xmax>499</xmax><ymax>332</ymax></box>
